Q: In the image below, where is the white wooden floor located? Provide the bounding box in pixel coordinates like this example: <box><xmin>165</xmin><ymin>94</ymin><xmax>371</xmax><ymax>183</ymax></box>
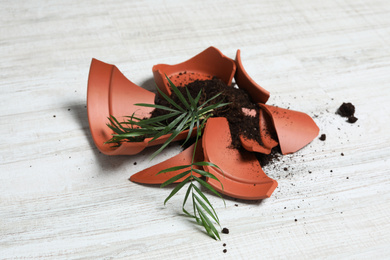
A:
<box><xmin>1</xmin><ymin>0</ymin><xmax>390</xmax><ymax>259</ymax></box>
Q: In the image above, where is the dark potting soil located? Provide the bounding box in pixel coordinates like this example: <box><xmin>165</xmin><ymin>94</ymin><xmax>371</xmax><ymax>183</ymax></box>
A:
<box><xmin>337</xmin><ymin>102</ymin><xmax>358</xmax><ymax>123</ymax></box>
<box><xmin>151</xmin><ymin>77</ymin><xmax>270</xmax><ymax>150</ymax></box>
<box><xmin>255</xmin><ymin>147</ymin><xmax>281</xmax><ymax>167</ymax></box>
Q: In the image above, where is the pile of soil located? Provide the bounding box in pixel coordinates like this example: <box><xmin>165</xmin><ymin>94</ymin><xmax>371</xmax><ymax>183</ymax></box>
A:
<box><xmin>151</xmin><ymin>77</ymin><xmax>275</xmax><ymax>151</ymax></box>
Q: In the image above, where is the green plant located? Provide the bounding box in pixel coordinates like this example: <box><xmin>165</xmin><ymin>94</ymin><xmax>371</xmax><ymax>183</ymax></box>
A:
<box><xmin>106</xmin><ymin>76</ymin><xmax>229</xmax><ymax>239</ymax></box>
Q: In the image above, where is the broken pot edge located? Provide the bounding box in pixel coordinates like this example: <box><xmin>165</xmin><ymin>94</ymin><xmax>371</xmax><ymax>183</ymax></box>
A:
<box><xmin>87</xmin><ymin>58</ymin><xmax>195</xmax><ymax>155</ymax></box>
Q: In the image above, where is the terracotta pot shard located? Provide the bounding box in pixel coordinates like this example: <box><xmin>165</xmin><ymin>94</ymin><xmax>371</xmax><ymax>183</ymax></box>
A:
<box><xmin>239</xmin><ymin>107</ymin><xmax>278</xmax><ymax>154</ymax></box>
<box><xmin>202</xmin><ymin>117</ymin><xmax>278</xmax><ymax>200</ymax></box>
<box><xmin>130</xmin><ymin>142</ymin><xmax>203</xmax><ymax>184</ymax></box>
<box><xmin>258</xmin><ymin>104</ymin><xmax>320</xmax><ymax>155</ymax></box>
<box><xmin>87</xmin><ymin>58</ymin><xmax>195</xmax><ymax>155</ymax></box>
<box><xmin>234</xmin><ymin>50</ymin><xmax>270</xmax><ymax>104</ymax></box>
<box><xmin>152</xmin><ymin>46</ymin><xmax>236</xmax><ymax>96</ymax></box>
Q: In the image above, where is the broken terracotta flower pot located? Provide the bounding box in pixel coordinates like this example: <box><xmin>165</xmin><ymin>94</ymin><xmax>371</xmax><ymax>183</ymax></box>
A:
<box><xmin>202</xmin><ymin>117</ymin><xmax>278</xmax><ymax>200</ymax></box>
<box><xmin>152</xmin><ymin>46</ymin><xmax>236</xmax><ymax>96</ymax></box>
<box><xmin>88</xmin><ymin>47</ymin><xmax>320</xmax><ymax>201</ymax></box>
<box><xmin>258</xmin><ymin>103</ymin><xmax>320</xmax><ymax>155</ymax></box>
<box><xmin>87</xmin><ymin>58</ymin><xmax>195</xmax><ymax>155</ymax></box>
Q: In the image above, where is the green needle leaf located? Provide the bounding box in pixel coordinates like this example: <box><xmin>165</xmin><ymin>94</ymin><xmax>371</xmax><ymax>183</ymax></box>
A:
<box><xmin>166</xmin><ymin>75</ymin><xmax>190</xmax><ymax>109</ymax></box>
<box><xmin>192</xmin><ymin>161</ymin><xmax>221</xmax><ymax>168</ymax></box>
<box><xmin>193</xmin><ymin>193</ymin><xmax>219</xmax><ymax>225</ymax></box>
<box><xmin>193</xmin><ymin>168</ymin><xmax>220</xmax><ymax>181</ymax></box>
<box><xmin>183</xmin><ymin>183</ymin><xmax>193</xmax><ymax>208</ymax></box>
<box><xmin>157</xmin><ymin>165</ymin><xmax>191</xmax><ymax>175</ymax></box>
<box><xmin>195</xmin><ymin>203</ymin><xmax>220</xmax><ymax>240</ymax></box>
<box><xmin>160</xmin><ymin>170</ymin><xmax>191</xmax><ymax>188</ymax></box>
<box><xmin>156</xmin><ymin>85</ymin><xmax>185</xmax><ymax>112</ymax></box>
<box><xmin>135</xmin><ymin>103</ymin><xmax>180</xmax><ymax>113</ymax></box>
<box><xmin>163</xmin><ymin>176</ymin><xmax>191</xmax><ymax>205</ymax></box>
<box><xmin>192</xmin><ymin>176</ymin><xmax>224</xmax><ymax>202</ymax></box>
<box><xmin>193</xmin><ymin>185</ymin><xmax>220</xmax><ymax>224</ymax></box>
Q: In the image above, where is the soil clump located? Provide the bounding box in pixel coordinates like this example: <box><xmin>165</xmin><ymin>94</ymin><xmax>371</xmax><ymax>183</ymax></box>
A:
<box><xmin>337</xmin><ymin>102</ymin><xmax>358</xmax><ymax>123</ymax></box>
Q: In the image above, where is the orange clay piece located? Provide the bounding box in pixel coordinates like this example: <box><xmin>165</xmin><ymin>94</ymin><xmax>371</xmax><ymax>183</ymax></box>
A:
<box><xmin>239</xmin><ymin>107</ymin><xmax>278</xmax><ymax>154</ymax></box>
<box><xmin>234</xmin><ymin>49</ymin><xmax>270</xmax><ymax>104</ymax></box>
<box><xmin>130</xmin><ymin>142</ymin><xmax>202</xmax><ymax>184</ymax></box>
<box><xmin>202</xmin><ymin>117</ymin><xmax>278</xmax><ymax>200</ymax></box>
<box><xmin>87</xmin><ymin>59</ymin><xmax>195</xmax><ymax>155</ymax></box>
<box><xmin>153</xmin><ymin>46</ymin><xmax>236</xmax><ymax>96</ymax></box>
<box><xmin>259</xmin><ymin>104</ymin><xmax>320</xmax><ymax>155</ymax></box>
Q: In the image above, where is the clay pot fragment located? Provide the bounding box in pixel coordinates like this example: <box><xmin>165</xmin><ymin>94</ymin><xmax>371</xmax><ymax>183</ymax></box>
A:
<box><xmin>239</xmin><ymin>107</ymin><xmax>278</xmax><ymax>154</ymax></box>
<box><xmin>130</xmin><ymin>142</ymin><xmax>202</xmax><ymax>184</ymax></box>
<box><xmin>234</xmin><ymin>50</ymin><xmax>270</xmax><ymax>104</ymax></box>
<box><xmin>87</xmin><ymin>59</ymin><xmax>194</xmax><ymax>155</ymax></box>
<box><xmin>202</xmin><ymin>117</ymin><xmax>278</xmax><ymax>200</ymax></box>
<box><xmin>153</xmin><ymin>46</ymin><xmax>236</xmax><ymax>96</ymax></box>
<box><xmin>258</xmin><ymin>104</ymin><xmax>320</xmax><ymax>155</ymax></box>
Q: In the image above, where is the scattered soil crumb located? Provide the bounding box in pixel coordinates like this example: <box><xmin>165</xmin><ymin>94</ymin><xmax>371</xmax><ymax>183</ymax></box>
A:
<box><xmin>348</xmin><ymin>116</ymin><xmax>358</xmax><ymax>123</ymax></box>
<box><xmin>337</xmin><ymin>102</ymin><xmax>358</xmax><ymax>123</ymax></box>
<box><xmin>222</xmin><ymin>228</ymin><xmax>229</xmax><ymax>234</ymax></box>
<box><xmin>255</xmin><ymin>147</ymin><xmax>281</xmax><ymax>167</ymax></box>
<box><xmin>223</xmin><ymin>249</ymin><xmax>227</xmax><ymax>253</ymax></box>
<box><xmin>319</xmin><ymin>134</ymin><xmax>326</xmax><ymax>141</ymax></box>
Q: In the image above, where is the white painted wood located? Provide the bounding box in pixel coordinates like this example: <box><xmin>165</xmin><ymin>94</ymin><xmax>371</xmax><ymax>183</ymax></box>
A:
<box><xmin>1</xmin><ymin>0</ymin><xmax>390</xmax><ymax>258</ymax></box>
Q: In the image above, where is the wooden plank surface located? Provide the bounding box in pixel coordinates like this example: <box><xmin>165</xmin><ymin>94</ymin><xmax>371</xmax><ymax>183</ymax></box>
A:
<box><xmin>1</xmin><ymin>0</ymin><xmax>390</xmax><ymax>258</ymax></box>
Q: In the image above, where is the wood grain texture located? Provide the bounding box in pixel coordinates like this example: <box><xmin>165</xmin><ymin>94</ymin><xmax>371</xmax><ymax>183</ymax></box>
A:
<box><xmin>1</xmin><ymin>0</ymin><xmax>390</xmax><ymax>258</ymax></box>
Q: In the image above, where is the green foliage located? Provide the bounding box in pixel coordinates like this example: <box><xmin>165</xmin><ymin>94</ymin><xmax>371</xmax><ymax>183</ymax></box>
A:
<box><xmin>106</xmin><ymin>76</ymin><xmax>228</xmax><ymax>239</ymax></box>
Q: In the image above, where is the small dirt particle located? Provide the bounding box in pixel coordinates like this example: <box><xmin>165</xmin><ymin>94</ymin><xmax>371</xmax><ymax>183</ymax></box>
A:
<box><xmin>222</xmin><ymin>228</ymin><xmax>229</xmax><ymax>234</ymax></box>
<box><xmin>133</xmin><ymin>162</ymin><xmax>137</xmax><ymax>165</ymax></box>
<box><xmin>341</xmin><ymin>153</ymin><xmax>344</xmax><ymax>156</ymax></box>
<box><xmin>337</xmin><ymin>102</ymin><xmax>355</xmax><ymax>117</ymax></box>
<box><xmin>337</xmin><ymin>102</ymin><xmax>358</xmax><ymax>123</ymax></box>
<box><xmin>319</xmin><ymin>134</ymin><xmax>326</xmax><ymax>141</ymax></box>
<box><xmin>348</xmin><ymin>116</ymin><xmax>358</xmax><ymax>123</ymax></box>
<box><xmin>295</xmin><ymin>219</ymin><xmax>298</xmax><ymax>222</ymax></box>
<box><xmin>223</xmin><ymin>243</ymin><xmax>226</xmax><ymax>247</ymax></box>
<box><xmin>223</xmin><ymin>249</ymin><xmax>227</xmax><ymax>253</ymax></box>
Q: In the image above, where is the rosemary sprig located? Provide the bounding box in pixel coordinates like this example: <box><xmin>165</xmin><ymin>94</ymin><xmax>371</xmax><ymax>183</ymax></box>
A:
<box><xmin>106</xmin><ymin>76</ymin><xmax>228</xmax><ymax>239</ymax></box>
<box><xmin>157</xmin><ymin>127</ymin><xmax>225</xmax><ymax>240</ymax></box>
